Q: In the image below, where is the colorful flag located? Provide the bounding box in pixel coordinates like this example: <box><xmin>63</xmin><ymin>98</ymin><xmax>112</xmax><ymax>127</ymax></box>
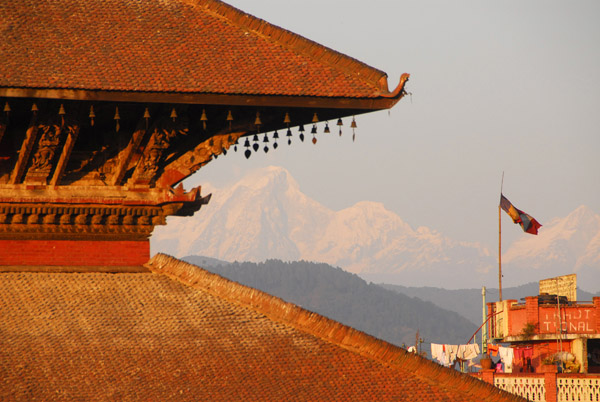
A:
<box><xmin>500</xmin><ymin>194</ymin><xmax>542</xmax><ymax>235</ymax></box>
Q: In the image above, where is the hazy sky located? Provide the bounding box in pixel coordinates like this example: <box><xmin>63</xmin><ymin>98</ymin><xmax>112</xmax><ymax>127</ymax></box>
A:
<box><xmin>185</xmin><ymin>0</ymin><xmax>600</xmax><ymax>253</ymax></box>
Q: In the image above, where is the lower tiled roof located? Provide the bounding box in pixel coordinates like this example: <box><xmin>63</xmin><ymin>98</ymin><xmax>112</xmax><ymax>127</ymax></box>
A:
<box><xmin>0</xmin><ymin>254</ymin><xmax>523</xmax><ymax>401</ymax></box>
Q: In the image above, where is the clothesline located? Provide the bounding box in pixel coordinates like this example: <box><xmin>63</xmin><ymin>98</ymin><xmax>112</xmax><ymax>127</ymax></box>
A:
<box><xmin>430</xmin><ymin>343</ymin><xmax>480</xmax><ymax>367</ymax></box>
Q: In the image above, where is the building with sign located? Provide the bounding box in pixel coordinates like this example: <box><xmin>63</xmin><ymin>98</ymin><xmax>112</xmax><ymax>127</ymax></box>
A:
<box><xmin>477</xmin><ymin>275</ymin><xmax>600</xmax><ymax>402</ymax></box>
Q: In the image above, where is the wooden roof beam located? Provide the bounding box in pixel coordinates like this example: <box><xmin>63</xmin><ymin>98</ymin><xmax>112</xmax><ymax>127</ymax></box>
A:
<box><xmin>9</xmin><ymin>115</ymin><xmax>39</xmax><ymax>185</ymax></box>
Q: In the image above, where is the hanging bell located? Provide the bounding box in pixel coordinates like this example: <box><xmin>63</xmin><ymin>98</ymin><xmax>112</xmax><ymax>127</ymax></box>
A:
<box><xmin>89</xmin><ymin>105</ymin><xmax>95</xmax><ymax>126</ymax></box>
<box><xmin>254</xmin><ymin>111</ymin><xmax>262</xmax><ymax>126</ymax></box>
<box><xmin>286</xmin><ymin>128</ymin><xmax>292</xmax><ymax>145</ymax></box>
<box><xmin>312</xmin><ymin>112</ymin><xmax>319</xmax><ymax>123</ymax></box>
<box><xmin>263</xmin><ymin>133</ymin><xmax>269</xmax><ymax>143</ymax></box>
<box><xmin>273</xmin><ymin>131</ymin><xmax>279</xmax><ymax>139</ymax></box>
<box><xmin>31</xmin><ymin>103</ymin><xmax>39</xmax><ymax>115</ymax></box>
<box><xmin>170</xmin><ymin>108</ymin><xmax>178</xmax><ymax>122</ymax></box>
<box><xmin>324</xmin><ymin>122</ymin><xmax>330</xmax><ymax>134</ymax></box>
<box><xmin>226</xmin><ymin>110</ymin><xmax>234</xmax><ymax>131</ymax></box>
<box><xmin>3</xmin><ymin>102</ymin><xmax>11</xmax><ymax>114</ymax></box>
<box><xmin>351</xmin><ymin>117</ymin><xmax>357</xmax><ymax>142</ymax></box>
<box><xmin>253</xmin><ymin>134</ymin><xmax>259</xmax><ymax>142</ymax></box>
<box><xmin>143</xmin><ymin>107</ymin><xmax>150</xmax><ymax>129</ymax></box>
<box><xmin>299</xmin><ymin>125</ymin><xmax>305</xmax><ymax>142</ymax></box>
<box><xmin>311</xmin><ymin>125</ymin><xmax>317</xmax><ymax>134</ymax></box>
<box><xmin>283</xmin><ymin>112</ymin><xmax>291</xmax><ymax>124</ymax></box>
<box><xmin>337</xmin><ymin>118</ymin><xmax>343</xmax><ymax>136</ymax></box>
<box><xmin>114</xmin><ymin>106</ymin><xmax>120</xmax><ymax>132</ymax></box>
<box><xmin>200</xmin><ymin>109</ymin><xmax>208</xmax><ymax>130</ymax></box>
<box><xmin>312</xmin><ymin>137</ymin><xmax>317</xmax><ymax>145</ymax></box>
<box><xmin>244</xmin><ymin>138</ymin><xmax>250</xmax><ymax>148</ymax></box>
<box><xmin>59</xmin><ymin>104</ymin><xmax>66</xmax><ymax>126</ymax></box>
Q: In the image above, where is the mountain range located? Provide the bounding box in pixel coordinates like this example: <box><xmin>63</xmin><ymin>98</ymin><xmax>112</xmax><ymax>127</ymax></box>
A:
<box><xmin>151</xmin><ymin>166</ymin><xmax>600</xmax><ymax>290</ymax></box>
<box><xmin>182</xmin><ymin>257</ymin><xmax>477</xmax><ymax>348</ymax></box>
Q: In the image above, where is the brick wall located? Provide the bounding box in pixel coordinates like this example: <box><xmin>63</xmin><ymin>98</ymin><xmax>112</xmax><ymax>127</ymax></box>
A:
<box><xmin>0</xmin><ymin>240</ymin><xmax>149</xmax><ymax>266</ymax></box>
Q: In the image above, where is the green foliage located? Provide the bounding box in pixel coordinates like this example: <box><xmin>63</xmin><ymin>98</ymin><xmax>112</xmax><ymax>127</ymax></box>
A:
<box><xmin>521</xmin><ymin>322</ymin><xmax>537</xmax><ymax>340</ymax></box>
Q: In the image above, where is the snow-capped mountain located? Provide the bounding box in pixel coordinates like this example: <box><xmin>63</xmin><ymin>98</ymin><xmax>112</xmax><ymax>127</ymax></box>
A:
<box><xmin>152</xmin><ymin>166</ymin><xmax>495</xmax><ymax>288</ymax></box>
<box><xmin>502</xmin><ymin>205</ymin><xmax>600</xmax><ymax>287</ymax></box>
<box><xmin>151</xmin><ymin>166</ymin><xmax>599</xmax><ymax>289</ymax></box>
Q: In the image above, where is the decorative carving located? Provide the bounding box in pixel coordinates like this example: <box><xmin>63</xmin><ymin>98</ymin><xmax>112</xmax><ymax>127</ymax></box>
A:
<box><xmin>156</xmin><ymin>131</ymin><xmax>243</xmax><ymax>188</ymax></box>
<box><xmin>30</xmin><ymin>124</ymin><xmax>61</xmax><ymax>172</ymax></box>
<box><xmin>43</xmin><ymin>214</ymin><xmax>57</xmax><ymax>224</ymax></box>
<box><xmin>60</xmin><ymin>214</ymin><xmax>72</xmax><ymax>225</ymax></box>
<box><xmin>74</xmin><ymin>214</ymin><xmax>88</xmax><ymax>225</ymax></box>
<box><xmin>130</xmin><ymin>117</ymin><xmax>188</xmax><ymax>186</ymax></box>
<box><xmin>27</xmin><ymin>214</ymin><xmax>40</xmax><ymax>224</ymax></box>
<box><xmin>107</xmin><ymin>215</ymin><xmax>120</xmax><ymax>225</ymax></box>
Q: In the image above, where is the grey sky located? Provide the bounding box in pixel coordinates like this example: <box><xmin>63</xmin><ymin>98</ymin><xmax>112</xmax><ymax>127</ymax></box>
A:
<box><xmin>185</xmin><ymin>0</ymin><xmax>600</xmax><ymax>252</ymax></box>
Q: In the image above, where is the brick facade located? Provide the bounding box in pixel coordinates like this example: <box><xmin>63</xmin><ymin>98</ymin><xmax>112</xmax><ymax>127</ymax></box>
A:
<box><xmin>0</xmin><ymin>239</ymin><xmax>149</xmax><ymax>267</ymax></box>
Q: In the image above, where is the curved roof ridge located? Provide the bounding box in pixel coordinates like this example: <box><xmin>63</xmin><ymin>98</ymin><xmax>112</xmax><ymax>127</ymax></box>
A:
<box><xmin>194</xmin><ymin>0</ymin><xmax>391</xmax><ymax>94</ymax></box>
<box><xmin>146</xmin><ymin>253</ymin><xmax>524</xmax><ymax>402</ymax></box>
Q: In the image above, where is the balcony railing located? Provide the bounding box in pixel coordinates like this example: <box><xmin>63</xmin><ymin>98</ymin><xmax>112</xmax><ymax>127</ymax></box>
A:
<box><xmin>474</xmin><ymin>371</ymin><xmax>600</xmax><ymax>402</ymax></box>
<box><xmin>557</xmin><ymin>375</ymin><xmax>600</xmax><ymax>402</ymax></box>
<box><xmin>494</xmin><ymin>374</ymin><xmax>545</xmax><ymax>401</ymax></box>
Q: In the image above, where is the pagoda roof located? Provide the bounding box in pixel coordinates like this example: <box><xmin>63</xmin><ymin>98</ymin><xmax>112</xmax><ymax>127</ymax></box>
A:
<box><xmin>0</xmin><ymin>254</ymin><xmax>523</xmax><ymax>401</ymax></box>
<box><xmin>0</xmin><ymin>0</ymin><xmax>407</xmax><ymax>106</ymax></box>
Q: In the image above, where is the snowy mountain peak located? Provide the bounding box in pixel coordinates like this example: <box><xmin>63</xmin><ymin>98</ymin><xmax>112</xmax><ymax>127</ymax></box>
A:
<box><xmin>152</xmin><ymin>167</ymin><xmax>599</xmax><ymax>290</ymax></box>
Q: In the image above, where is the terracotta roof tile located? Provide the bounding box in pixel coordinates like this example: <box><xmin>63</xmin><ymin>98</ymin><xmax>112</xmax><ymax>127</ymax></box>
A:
<box><xmin>0</xmin><ymin>254</ymin><xmax>525</xmax><ymax>401</ymax></box>
<box><xmin>0</xmin><ymin>0</ymin><xmax>395</xmax><ymax>98</ymax></box>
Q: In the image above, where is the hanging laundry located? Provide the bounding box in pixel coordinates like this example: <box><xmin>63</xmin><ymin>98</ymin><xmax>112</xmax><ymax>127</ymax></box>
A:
<box><xmin>457</xmin><ymin>344</ymin><xmax>480</xmax><ymax>360</ymax></box>
<box><xmin>499</xmin><ymin>346</ymin><xmax>514</xmax><ymax>373</ymax></box>
<box><xmin>487</xmin><ymin>343</ymin><xmax>500</xmax><ymax>357</ymax></box>
<box><xmin>431</xmin><ymin>344</ymin><xmax>446</xmax><ymax>366</ymax></box>
<box><xmin>446</xmin><ymin>344</ymin><xmax>459</xmax><ymax>366</ymax></box>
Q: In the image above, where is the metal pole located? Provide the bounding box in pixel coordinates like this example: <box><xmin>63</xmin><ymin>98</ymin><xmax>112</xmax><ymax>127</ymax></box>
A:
<box><xmin>499</xmin><ymin>205</ymin><xmax>502</xmax><ymax>301</ymax></box>
<box><xmin>482</xmin><ymin>286</ymin><xmax>487</xmax><ymax>355</ymax></box>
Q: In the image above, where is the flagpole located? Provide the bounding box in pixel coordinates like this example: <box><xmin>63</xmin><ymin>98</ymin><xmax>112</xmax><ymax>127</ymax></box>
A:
<box><xmin>499</xmin><ymin>204</ymin><xmax>502</xmax><ymax>302</ymax></box>
<box><xmin>499</xmin><ymin>172</ymin><xmax>504</xmax><ymax>302</ymax></box>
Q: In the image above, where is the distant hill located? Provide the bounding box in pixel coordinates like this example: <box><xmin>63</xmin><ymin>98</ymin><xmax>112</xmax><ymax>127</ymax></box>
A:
<box><xmin>183</xmin><ymin>256</ymin><xmax>477</xmax><ymax>348</ymax></box>
<box><xmin>382</xmin><ymin>283</ymin><xmax>600</xmax><ymax>326</ymax></box>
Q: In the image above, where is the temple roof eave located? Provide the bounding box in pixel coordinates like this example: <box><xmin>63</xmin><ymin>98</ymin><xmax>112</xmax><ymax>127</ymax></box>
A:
<box><xmin>0</xmin><ymin>80</ymin><xmax>409</xmax><ymax>111</ymax></box>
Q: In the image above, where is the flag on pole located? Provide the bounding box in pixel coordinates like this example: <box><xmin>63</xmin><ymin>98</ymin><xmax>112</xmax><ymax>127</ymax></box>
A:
<box><xmin>500</xmin><ymin>194</ymin><xmax>542</xmax><ymax>235</ymax></box>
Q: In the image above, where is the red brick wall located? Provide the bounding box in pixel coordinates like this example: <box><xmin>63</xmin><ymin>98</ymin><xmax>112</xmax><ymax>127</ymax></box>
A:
<box><xmin>0</xmin><ymin>240</ymin><xmax>149</xmax><ymax>266</ymax></box>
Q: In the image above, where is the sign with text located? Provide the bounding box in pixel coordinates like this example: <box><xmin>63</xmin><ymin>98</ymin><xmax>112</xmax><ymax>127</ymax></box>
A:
<box><xmin>539</xmin><ymin>274</ymin><xmax>577</xmax><ymax>302</ymax></box>
<box><xmin>540</xmin><ymin>307</ymin><xmax>595</xmax><ymax>334</ymax></box>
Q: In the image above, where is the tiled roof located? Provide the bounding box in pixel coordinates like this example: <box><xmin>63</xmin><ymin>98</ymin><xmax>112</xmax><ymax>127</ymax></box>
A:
<box><xmin>0</xmin><ymin>0</ymin><xmax>400</xmax><ymax>99</ymax></box>
<box><xmin>0</xmin><ymin>254</ymin><xmax>523</xmax><ymax>401</ymax></box>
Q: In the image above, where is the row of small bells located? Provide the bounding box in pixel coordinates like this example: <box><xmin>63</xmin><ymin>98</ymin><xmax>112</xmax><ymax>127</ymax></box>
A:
<box><xmin>2</xmin><ymin>102</ymin><xmax>358</xmax><ymax>160</ymax></box>
<box><xmin>232</xmin><ymin>112</ymin><xmax>358</xmax><ymax>159</ymax></box>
